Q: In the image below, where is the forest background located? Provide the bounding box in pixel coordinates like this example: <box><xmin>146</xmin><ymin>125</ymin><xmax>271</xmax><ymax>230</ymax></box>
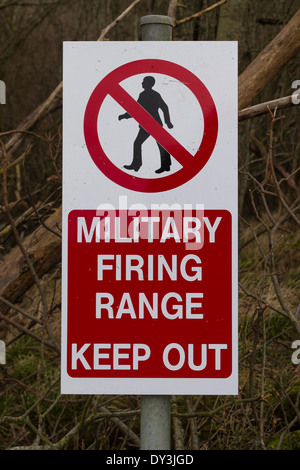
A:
<box><xmin>0</xmin><ymin>0</ymin><xmax>299</xmax><ymax>451</ymax></box>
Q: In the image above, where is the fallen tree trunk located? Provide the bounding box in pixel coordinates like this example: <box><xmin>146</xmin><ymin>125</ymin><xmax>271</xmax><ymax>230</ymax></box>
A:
<box><xmin>0</xmin><ymin>206</ymin><xmax>62</xmax><ymax>314</ymax></box>
<box><xmin>238</xmin><ymin>8</ymin><xmax>300</xmax><ymax>109</ymax></box>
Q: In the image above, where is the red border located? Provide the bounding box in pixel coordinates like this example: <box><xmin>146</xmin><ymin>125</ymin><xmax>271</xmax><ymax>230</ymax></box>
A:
<box><xmin>84</xmin><ymin>59</ymin><xmax>218</xmax><ymax>193</ymax></box>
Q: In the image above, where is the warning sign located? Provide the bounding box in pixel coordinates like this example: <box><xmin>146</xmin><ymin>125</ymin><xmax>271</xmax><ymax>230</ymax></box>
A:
<box><xmin>62</xmin><ymin>41</ymin><xmax>238</xmax><ymax>395</ymax></box>
<box><xmin>84</xmin><ymin>59</ymin><xmax>218</xmax><ymax>192</ymax></box>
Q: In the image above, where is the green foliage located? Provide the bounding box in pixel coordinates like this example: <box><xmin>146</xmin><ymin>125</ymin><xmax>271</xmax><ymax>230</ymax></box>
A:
<box><xmin>268</xmin><ymin>430</ymin><xmax>300</xmax><ymax>450</ymax></box>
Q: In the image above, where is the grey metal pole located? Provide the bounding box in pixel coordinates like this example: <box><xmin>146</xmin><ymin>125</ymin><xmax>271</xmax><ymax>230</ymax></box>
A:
<box><xmin>140</xmin><ymin>395</ymin><xmax>171</xmax><ymax>450</ymax></box>
<box><xmin>140</xmin><ymin>15</ymin><xmax>173</xmax><ymax>41</ymax></box>
<box><xmin>139</xmin><ymin>14</ymin><xmax>173</xmax><ymax>451</ymax></box>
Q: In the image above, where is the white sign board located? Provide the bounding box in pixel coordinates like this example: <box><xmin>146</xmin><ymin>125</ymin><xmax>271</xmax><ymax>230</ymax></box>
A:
<box><xmin>62</xmin><ymin>41</ymin><xmax>238</xmax><ymax>395</ymax></box>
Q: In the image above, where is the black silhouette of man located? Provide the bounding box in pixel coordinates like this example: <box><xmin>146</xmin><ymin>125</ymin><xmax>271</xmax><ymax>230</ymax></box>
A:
<box><xmin>118</xmin><ymin>76</ymin><xmax>174</xmax><ymax>174</ymax></box>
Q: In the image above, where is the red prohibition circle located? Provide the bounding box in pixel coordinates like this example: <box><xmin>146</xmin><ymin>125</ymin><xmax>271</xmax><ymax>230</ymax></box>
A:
<box><xmin>84</xmin><ymin>59</ymin><xmax>218</xmax><ymax>193</ymax></box>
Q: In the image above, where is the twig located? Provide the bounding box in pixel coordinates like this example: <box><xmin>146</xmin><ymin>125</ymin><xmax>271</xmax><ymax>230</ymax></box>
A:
<box><xmin>98</xmin><ymin>0</ymin><xmax>144</xmax><ymax>41</ymax></box>
<box><xmin>238</xmin><ymin>282</ymin><xmax>299</xmax><ymax>324</ymax></box>
<box><xmin>175</xmin><ymin>0</ymin><xmax>229</xmax><ymax>26</ymax></box>
<box><xmin>171</xmin><ymin>397</ymin><xmax>185</xmax><ymax>450</ymax></box>
<box><xmin>276</xmin><ymin>416</ymin><xmax>300</xmax><ymax>450</ymax></box>
<box><xmin>0</xmin><ymin>310</ymin><xmax>59</xmax><ymax>354</ymax></box>
<box><xmin>0</xmin><ymin>202</ymin><xmax>42</xmax><ymax>239</ymax></box>
<box><xmin>168</xmin><ymin>0</ymin><xmax>178</xmax><ymax>21</ymax></box>
<box><xmin>99</xmin><ymin>405</ymin><xmax>140</xmax><ymax>447</ymax></box>
<box><xmin>250</xmin><ymin>133</ymin><xmax>299</xmax><ymax>194</ymax></box>
<box><xmin>267</xmin><ymin>108</ymin><xmax>300</xmax><ymax>227</ymax></box>
<box><xmin>239</xmin><ymin>94</ymin><xmax>300</xmax><ymax>121</ymax></box>
<box><xmin>185</xmin><ymin>397</ymin><xmax>199</xmax><ymax>450</ymax></box>
<box><xmin>23</xmin><ymin>158</ymin><xmax>62</xmax><ymax>239</ymax></box>
<box><xmin>0</xmin><ymin>296</ymin><xmax>44</xmax><ymax>325</ymax></box>
<box><xmin>171</xmin><ymin>396</ymin><xmax>262</xmax><ymax>418</ymax></box>
<box><xmin>0</xmin><ymin>375</ymin><xmax>60</xmax><ymax>426</ymax></box>
<box><xmin>27</xmin><ymin>418</ymin><xmax>56</xmax><ymax>450</ymax></box>
<box><xmin>54</xmin><ymin>408</ymin><xmax>140</xmax><ymax>450</ymax></box>
<box><xmin>259</xmin><ymin>309</ymin><xmax>267</xmax><ymax>449</ymax></box>
<box><xmin>0</xmin><ymin>87</ymin><xmax>62</xmax><ymax>161</ymax></box>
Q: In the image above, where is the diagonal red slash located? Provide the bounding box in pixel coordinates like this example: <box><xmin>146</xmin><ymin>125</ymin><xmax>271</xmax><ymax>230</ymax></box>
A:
<box><xmin>109</xmin><ymin>83</ymin><xmax>195</xmax><ymax>167</ymax></box>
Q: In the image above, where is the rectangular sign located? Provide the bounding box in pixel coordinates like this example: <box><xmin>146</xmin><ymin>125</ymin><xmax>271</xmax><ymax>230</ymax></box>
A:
<box><xmin>62</xmin><ymin>41</ymin><xmax>238</xmax><ymax>394</ymax></box>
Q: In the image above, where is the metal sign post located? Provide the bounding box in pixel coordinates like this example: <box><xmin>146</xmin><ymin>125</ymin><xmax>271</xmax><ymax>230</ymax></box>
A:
<box><xmin>139</xmin><ymin>15</ymin><xmax>173</xmax><ymax>451</ymax></box>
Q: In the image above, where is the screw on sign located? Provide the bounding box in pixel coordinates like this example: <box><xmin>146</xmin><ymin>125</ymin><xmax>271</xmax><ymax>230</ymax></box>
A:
<box><xmin>84</xmin><ymin>59</ymin><xmax>218</xmax><ymax>193</ymax></box>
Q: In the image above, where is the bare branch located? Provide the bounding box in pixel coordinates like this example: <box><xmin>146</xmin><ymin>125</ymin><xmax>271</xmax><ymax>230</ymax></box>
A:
<box><xmin>239</xmin><ymin>94</ymin><xmax>300</xmax><ymax>121</ymax></box>
<box><xmin>98</xmin><ymin>0</ymin><xmax>144</xmax><ymax>41</ymax></box>
<box><xmin>0</xmin><ymin>309</ymin><xmax>60</xmax><ymax>353</ymax></box>
<box><xmin>168</xmin><ymin>0</ymin><xmax>178</xmax><ymax>21</ymax></box>
<box><xmin>175</xmin><ymin>0</ymin><xmax>229</xmax><ymax>26</ymax></box>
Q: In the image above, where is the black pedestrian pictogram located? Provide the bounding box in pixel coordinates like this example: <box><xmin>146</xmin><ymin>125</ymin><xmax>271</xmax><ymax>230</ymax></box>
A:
<box><xmin>118</xmin><ymin>76</ymin><xmax>174</xmax><ymax>174</ymax></box>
